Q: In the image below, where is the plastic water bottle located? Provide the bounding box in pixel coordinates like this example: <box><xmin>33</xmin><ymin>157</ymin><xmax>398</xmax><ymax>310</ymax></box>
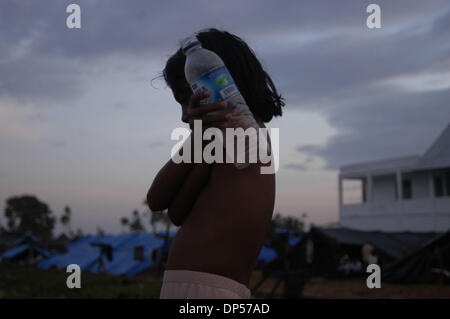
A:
<box><xmin>181</xmin><ymin>35</ymin><xmax>267</xmax><ymax>169</ymax></box>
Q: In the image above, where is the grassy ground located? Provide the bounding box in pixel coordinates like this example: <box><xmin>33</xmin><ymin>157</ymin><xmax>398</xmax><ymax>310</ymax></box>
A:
<box><xmin>0</xmin><ymin>263</ymin><xmax>162</xmax><ymax>298</ymax></box>
<box><xmin>2</xmin><ymin>264</ymin><xmax>450</xmax><ymax>299</ymax></box>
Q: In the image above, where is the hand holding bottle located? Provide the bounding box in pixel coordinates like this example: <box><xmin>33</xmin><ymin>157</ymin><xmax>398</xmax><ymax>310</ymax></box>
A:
<box><xmin>185</xmin><ymin>91</ymin><xmax>232</xmax><ymax>131</ymax></box>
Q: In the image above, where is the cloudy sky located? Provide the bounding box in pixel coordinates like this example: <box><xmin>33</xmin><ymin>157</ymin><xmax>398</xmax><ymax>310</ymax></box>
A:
<box><xmin>1</xmin><ymin>0</ymin><xmax>450</xmax><ymax>234</ymax></box>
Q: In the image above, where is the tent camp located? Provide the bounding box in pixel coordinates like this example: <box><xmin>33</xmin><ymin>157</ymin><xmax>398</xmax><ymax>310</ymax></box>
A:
<box><xmin>252</xmin><ymin>232</ymin><xmax>306</xmax><ymax>298</ymax></box>
<box><xmin>0</xmin><ymin>233</ymin><xmax>50</xmax><ymax>265</ymax></box>
<box><xmin>295</xmin><ymin>227</ymin><xmax>439</xmax><ymax>277</ymax></box>
<box><xmin>255</xmin><ymin>231</ymin><xmax>301</xmax><ymax>268</ymax></box>
<box><xmin>37</xmin><ymin>230</ymin><xmax>289</xmax><ymax>277</ymax></box>
<box><xmin>255</xmin><ymin>245</ymin><xmax>277</xmax><ymax>268</ymax></box>
<box><xmin>251</xmin><ymin>227</ymin><xmax>442</xmax><ymax>297</ymax></box>
<box><xmin>37</xmin><ymin>232</ymin><xmax>172</xmax><ymax>277</ymax></box>
<box><xmin>383</xmin><ymin>231</ymin><xmax>450</xmax><ymax>284</ymax></box>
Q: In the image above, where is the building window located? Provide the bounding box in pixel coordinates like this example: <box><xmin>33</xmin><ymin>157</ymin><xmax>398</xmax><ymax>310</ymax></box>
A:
<box><xmin>434</xmin><ymin>176</ymin><xmax>444</xmax><ymax>197</ymax></box>
<box><xmin>402</xmin><ymin>179</ymin><xmax>412</xmax><ymax>199</ymax></box>
<box><xmin>395</xmin><ymin>178</ymin><xmax>399</xmax><ymax>200</ymax></box>
<box><xmin>446</xmin><ymin>172</ymin><xmax>450</xmax><ymax>197</ymax></box>
<box><xmin>342</xmin><ymin>179</ymin><xmax>365</xmax><ymax>204</ymax></box>
<box><xmin>362</xmin><ymin>179</ymin><xmax>367</xmax><ymax>203</ymax></box>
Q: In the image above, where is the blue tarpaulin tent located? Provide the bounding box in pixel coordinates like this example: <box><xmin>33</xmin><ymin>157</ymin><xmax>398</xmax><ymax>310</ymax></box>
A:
<box><xmin>37</xmin><ymin>232</ymin><xmax>172</xmax><ymax>277</ymax></box>
<box><xmin>258</xmin><ymin>245</ymin><xmax>277</xmax><ymax>263</ymax></box>
<box><xmin>36</xmin><ymin>231</ymin><xmax>298</xmax><ymax>276</ymax></box>
<box><xmin>14</xmin><ymin>233</ymin><xmax>39</xmax><ymax>246</ymax></box>
<box><xmin>0</xmin><ymin>233</ymin><xmax>50</xmax><ymax>264</ymax></box>
<box><xmin>255</xmin><ymin>235</ymin><xmax>303</xmax><ymax>266</ymax></box>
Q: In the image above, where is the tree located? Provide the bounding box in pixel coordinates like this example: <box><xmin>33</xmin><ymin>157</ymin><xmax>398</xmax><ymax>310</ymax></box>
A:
<box><xmin>142</xmin><ymin>199</ymin><xmax>172</xmax><ymax>235</ymax></box>
<box><xmin>119</xmin><ymin>210</ymin><xmax>146</xmax><ymax>233</ymax></box>
<box><xmin>254</xmin><ymin>213</ymin><xmax>308</xmax><ymax>298</ymax></box>
<box><xmin>60</xmin><ymin>205</ymin><xmax>72</xmax><ymax>235</ymax></box>
<box><xmin>74</xmin><ymin>228</ymin><xmax>84</xmax><ymax>239</ymax></box>
<box><xmin>270</xmin><ymin>212</ymin><xmax>304</xmax><ymax>236</ymax></box>
<box><xmin>4</xmin><ymin>195</ymin><xmax>55</xmax><ymax>241</ymax></box>
<box><xmin>150</xmin><ymin>210</ymin><xmax>172</xmax><ymax>234</ymax></box>
<box><xmin>96</xmin><ymin>227</ymin><xmax>105</xmax><ymax>236</ymax></box>
<box><xmin>142</xmin><ymin>199</ymin><xmax>173</xmax><ymax>275</ymax></box>
<box><xmin>120</xmin><ymin>217</ymin><xmax>129</xmax><ymax>233</ymax></box>
<box><xmin>129</xmin><ymin>210</ymin><xmax>146</xmax><ymax>233</ymax></box>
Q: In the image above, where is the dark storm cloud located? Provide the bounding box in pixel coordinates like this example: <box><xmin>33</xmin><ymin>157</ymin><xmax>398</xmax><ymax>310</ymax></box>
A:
<box><xmin>2</xmin><ymin>0</ymin><xmax>448</xmax><ymax>101</ymax></box>
<box><xmin>313</xmin><ymin>90</ymin><xmax>450</xmax><ymax>169</ymax></box>
<box><xmin>0</xmin><ymin>0</ymin><xmax>182</xmax><ymax>101</ymax></box>
<box><xmin>2</xmin><ymin>0</ymin><xmax>450</xmax><ymax>169</ymax></box>
<box><xmin>268</xmin><ymin>4</ymin><xmax>450</xmax><ymax>169</ymax></box>
<box><xmin>144</xmin><ymin>141</ymin><xmax>164</xmax><ymax>149</ymax></box>
<box><xmin>284</xmin><ymin>163</ymin><xmax>308</xmax><ymax>171</ymax></box>
<box><xmin>296</xmin><ymin>145</ymin><xmax>323</xmax><ymax>154</ymax></box>
<box><xmin>264</xmin><ymin>13</ymin><xmax>450</xmax><ymax>105</ymax></box>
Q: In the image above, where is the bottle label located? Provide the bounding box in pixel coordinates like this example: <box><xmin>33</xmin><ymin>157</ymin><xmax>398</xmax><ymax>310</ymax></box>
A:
<box><xmin>191</xmin><ymin>66</ymin><xmax>239</xmax><ymax>104</ymax></box>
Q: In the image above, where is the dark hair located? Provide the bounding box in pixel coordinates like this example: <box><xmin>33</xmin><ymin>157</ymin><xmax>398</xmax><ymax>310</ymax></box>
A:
<box><xmin>163</xmin><ymin>28</ymin><xmax>285</xmax><ymax>122</ymax></box>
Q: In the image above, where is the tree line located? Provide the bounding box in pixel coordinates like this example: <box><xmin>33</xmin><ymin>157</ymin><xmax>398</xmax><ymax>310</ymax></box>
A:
<box><xmin>0</xmin><ymin>194</ymin><xmax>174</xmax><ymax>242</ymax></box>
<box><xmin>1</xmin><ymin>194</ymin><xmax>305</xmax><ymax>242</ymax></box>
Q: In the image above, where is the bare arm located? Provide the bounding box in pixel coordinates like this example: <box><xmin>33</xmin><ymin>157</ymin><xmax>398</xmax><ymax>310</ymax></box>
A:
<box><xmin>167</xmin><ymin>162</ymin><xmax>212</xmax><ymax>226</ymax></box>
<box><xmin>147</xmin><ymin>132</ymin><xmax>213</xmax><ymax>225</ymax></box>
<box><xmin>146</xmin><ymin>135</ymin><xmax>195</xmax><ymax>212</ymax></box>
<box><xmin>146</xmin><ymin>90</ymin><xmax>231</xmax><ymax>223</ymax></box>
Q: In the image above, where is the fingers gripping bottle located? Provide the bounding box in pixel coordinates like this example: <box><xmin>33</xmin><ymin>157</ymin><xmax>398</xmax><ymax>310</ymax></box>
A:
<box><xmin>181</xmin><ymin>35</ymin><xmax>268</xmax><ymax>169</ymax></box>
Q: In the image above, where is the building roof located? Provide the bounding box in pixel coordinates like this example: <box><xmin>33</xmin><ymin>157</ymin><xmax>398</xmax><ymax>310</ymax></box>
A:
<box><xmin>340</xmin><ymin>155</ymin><xmax>420</xmax><ymax>178</ymax></box>
<box><xmin>340</xmin><ymin>123</ymin><xmax>450</xmax><ymax>177</ymax></box>
<box><xmin>311</xmin><ymin>227</ymin><xmax>438</xmax><ymax>259</ymax></box>
<box><xmin>416</xmin><ymin>124</ymin><xmax>450</xmax><ymax>170</ymax></box>
<box><xmin>383</xmin><ymin>230</ymin><xmax>450</xmax><ymax>283</ymax></box>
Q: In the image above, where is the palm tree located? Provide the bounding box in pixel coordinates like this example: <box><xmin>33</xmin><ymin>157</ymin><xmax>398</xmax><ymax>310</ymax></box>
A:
<box><xmin>129</xmin><ymin>210</ymin><xmax>146</xmax><ymax>233</ymax></box>
<box><xmin>61</xmin><ymin>206</ymin><xmax>72</xmax><ymax>236</ymax></box>
<box><xmin>120</xmin><ymin>217</ymin><xmax>129</xmax><ymax>233</ymax></box>
<box><xmin>141</xmin><ymin>199</ymin><xmax>172</xmax><ymax>235</ymax></box>
<box><xmin>150</xmin><ymin>211</ymin><xmax>171</xmax><ymax>234</ymax></box>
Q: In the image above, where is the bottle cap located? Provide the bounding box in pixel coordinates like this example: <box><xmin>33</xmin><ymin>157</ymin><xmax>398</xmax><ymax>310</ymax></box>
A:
<box><xmin>181</xmin><ymin>36</ymin><xmax>201</xmax><ymax>54</ymax></box>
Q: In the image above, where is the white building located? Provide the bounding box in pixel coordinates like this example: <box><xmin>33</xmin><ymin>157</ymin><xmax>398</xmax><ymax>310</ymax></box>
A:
<box><xmin>339</xmin><ymin>124</ymin><xmax>450</xmax><ymax>232</ymax></box>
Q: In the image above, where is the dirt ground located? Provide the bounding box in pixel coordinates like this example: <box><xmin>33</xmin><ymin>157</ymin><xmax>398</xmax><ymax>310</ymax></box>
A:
<box><xmin>249</xmin><ymin>271</ymin><xmax>450</xmax><ymax>299</ymax></box>
<box><xmin>2</xmin><ymin>264</ymin><xmax>450</xmax><ymax>299</ymax></box>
